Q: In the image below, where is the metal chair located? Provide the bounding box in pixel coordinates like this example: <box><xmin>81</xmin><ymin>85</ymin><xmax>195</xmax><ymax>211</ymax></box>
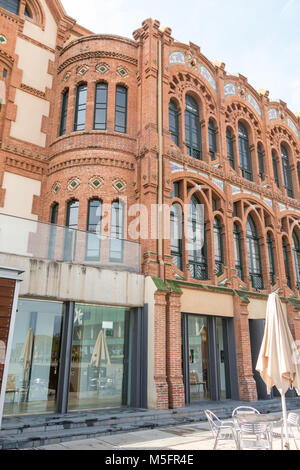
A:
<box><xmin>236</xmin><ymin>421</ymin><xmax>273</xmax><ymax>450</ymax></box>
<box><xmin>232</xmin><ymin>406</ymin><xmax>260</xmax><ymax>417</ymax></box>
<box><xmin>205</xmin><ymin>410</ymin><xmax>238</xmax><ymax>450</ymax></box>
<box><xmin>272</xmin><ymin>412</ymin><xmax>300</xmax><ymax>450</ymax></box>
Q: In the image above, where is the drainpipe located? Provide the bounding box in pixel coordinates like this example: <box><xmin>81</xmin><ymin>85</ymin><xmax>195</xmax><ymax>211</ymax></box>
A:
<box><xmin>158</xmin><ymin>37</ymin><xmax>165</xmax><ymax>281</ymax></box>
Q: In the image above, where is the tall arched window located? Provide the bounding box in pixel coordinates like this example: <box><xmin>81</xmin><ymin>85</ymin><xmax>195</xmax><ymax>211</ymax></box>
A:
<box><xmin>226</xmin><ymin>128</ymin><xmax>235</xmax><ymax>169</ymax></box>
<box><xmin>214</xmin><ymin>217</ymin><xmax>223</xmax><ymax>275</ymax></box>
<box><xmin>115</xmin><ymin>86</ymin><xmax>127</xmax><ymax>133</ymax></box>
<box><xmin>170</xmin><ymin>203</ymin><xmax>182</xmax><ymax>270</ymax></box>
<box><xmin>281</xmin><ymin>144</ymin><xmax>294</xmax><ymax>198</ymax></box>
<box><xmin>188</xmin><ymin>195</ymin><xmax>207</xmax><ymax>280</ymax></box>
<box><xmin>208</xmin><ymin>119</ymin><xmax>217</xmax><ymax>160</ymax></box>
<box><xmin>247</xmin><ymin>215</ymin><xmax>263</xmax><ymax>289</ymax></box>
<box><xmin>0</xmin><ymin>0</ymin><xmax>20</xmax><ymax>15</ymax></box>
<box><xmin>110</xmin><ymin>200</ymin><xmax>124</xmax><ymax>262</ymax></box>
<box><xmin>267</xmin><ymin>232</ymin><xmax>275</xmax><ymax>286</ymax></box>
<box><xmin>238</xmin><ymin>123</ymin><xmax>253</xmax><ymax>181</ymax></box>
<box><xmin>48</xmin><ymin>203</ymin><xmax>59</xmax><ymax>259</ymax></box>
<box><xmin>292</xmin><ymin>232</ymin><xmax>300</xmax><ymax>291</ymax></box>
<box><xmin>233</xmin><ymin>223</ymin><xmax>243</xmax><ymax>280</ymax></box>
<box><xmin>59</xmin><ymin>89</ymin><xmax>69</xmax><ymax>136</ymax></box>
<box><xmin>94</xmin><ymin>83</ymin><xmax>108</xmax><ymax>130</ymax></box>
<box><xmin>169</xmin><ymin>100</ymin><xmax>179</xmax><ymax>146</ymax></box>
<box><xmin>185</xmin><ymin>95</ymin><xmax>202</xmax><ymax>160</ymax></box>
<box><xmin>64</xmin><ymin>200</ymin><xmax>79</xmax><ymax>261</ymax></box>
<box><xmin>272</xmin><ymin>150</ymin><xmax>280</xmax><ymax>188</ymax></box>
<box><xmin>282</xmin><ymin>237</ymin><xmax>292</xmax><ymax>289</ymax></box>
<box><xmin>86</xmin><ymin>199</ymin><xmax>102</xmax><ymax>260</ymax></box>
<box><xmin>74</xmin><ymin>84</ymin><xmax>87</xmax><ymax>131</ymax></box>
<box><xmin>257</xmin><ymin>143</ymin><xmax>265</xmax><ymax>181</ymax></box>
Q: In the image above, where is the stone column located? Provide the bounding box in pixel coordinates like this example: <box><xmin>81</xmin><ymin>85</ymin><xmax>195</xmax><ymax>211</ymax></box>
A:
<box><xmin>153</xmin><ymin>290</ymin><xmax>169</xmax><ymax>409</ymax></box>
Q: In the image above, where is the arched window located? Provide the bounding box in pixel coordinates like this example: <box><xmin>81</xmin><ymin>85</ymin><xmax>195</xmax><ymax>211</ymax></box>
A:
<box><xmin>214</xmin><ymin>217</ymin><xmax>223</xmax><ymax>275</ymax></box>
<box><xmin>267</xmin><ymin>233</ymin><xmax>275</xmax><ymax>286</ymax></box>
<box><xmin>48</xmin><ymin>203</ymin><xmax>59</xmax><ymax>259</ymax></box>
<box><xmin>64</xmin><ymin>200</ymin><xmax>79</xmax><ymax>261</ymax></box>
<box><xmin>86</xmin><ymin>199</ymin><xmax>102</xmax><ymax>260</ymax></box>
<box><xmin>169</xmin><ymin>100</ymin><xmax>179</xmax><ymax>146</ymax></box>
<box><xmin>115</xmin><ymin>86</ymin><xmax>127</xmax><ymax>133</ymax></box>
<box><xmin>110</xmin><ymin>200</ymin><xmax>124</xmax><ymax>262</ymax></box>
<box><xmin>94</xmin><ymin>83</ymin><xmax>108</xmax><ymax>130</ymax></box>
<box><xmin>272</xmin><ymin>151</ymin><xmax>280</xmax><ymax>188</ymax></box>
<box><xmin>208</xmin><ymin>119</ymin><xmax>217</xmax><ymax>160</ymax></box>
<box><xmin>170</xmin><ymin>203</ymin><xmax>182</xmax><ymax>270</ymax></box>
<box><xmin>59</xmin><ymin>89</ymin><xmax>69</xmax><ymax>136</ymax></box>
<box><xmin>247</xmin><ymin>215</ymin><xmax>263</xmax><ymax>289</ymax></box>
<box><xmin>185</xmin><ymin>95</ymin><xmax>202</xmax><ymax>160</ymax></box>
<box><xmin>226</xmin><ymin>128</ymin><xmax>235</xmax><ymax>169</ymax></box>
<box><xmin>0</xmin><ymin>0</ymin><xmax>20</xmax><ymax>15</ymax></box>
<box><xmin>188</xmin><ymin>195</ymin><xmax>207</xmax><ymax>280</ymax></box>
<box><xmin>24</xmin><ymin>3</ymin><xmax>32</xmax><ymax>17</ymax></box>
<box><xmin>281</xmin><ymin>144</ymin><xmax>294</xmax><ymax>198</ymax></box>
<box><xmin>233</xmin><ymin>223</ymin><xmax>243</xmax><ymax>281</ymax></box>
<box><xmin>238</xmin><ymin>123</ymin><xmax>253</xmax><ymax>181</ymax></box>
<box><xmin>257</xmin><ymin>143</ymin><xmax>265</xmax><ymax>181</ymax></box>
<box><xmin>282</xmin><ymin>237</ymin><xmax>292</xmax><ymax>289</ymax></box>
<box><xmin>74</xmin><ymin>84</ymin><xmax>87</xmax><ymax>131</ymax></box>
<box><xmin>292</xmin><ymin>232</ymin><xmax>300</xmax><ymax>291</ymax></box>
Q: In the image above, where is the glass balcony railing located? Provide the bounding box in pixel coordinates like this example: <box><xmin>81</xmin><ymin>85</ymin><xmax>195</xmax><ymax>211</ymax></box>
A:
<box><xmin>0</xmin><ymin>213</ymin><xmax>141</xmax><ymax>274</ymax></box>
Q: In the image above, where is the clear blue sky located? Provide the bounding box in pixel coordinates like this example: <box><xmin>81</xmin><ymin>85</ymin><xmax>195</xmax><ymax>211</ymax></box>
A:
<box><xmin>61</xmin><ymin>0</ymin><xmax>300</xmax><ymax>114</ymax></box>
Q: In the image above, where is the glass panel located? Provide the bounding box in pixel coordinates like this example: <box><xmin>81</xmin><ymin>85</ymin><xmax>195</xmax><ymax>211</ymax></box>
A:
<box><xmin>171</xmin><ymin>203</ymin><xmax>182</xmax><ymax>270</ymax></box>
<box><xmin>68</xmin><ymin>304</ymin><xmax>131</xmax><ymax>411</ymax></box>
<box><xmin>0</xmin><ymin>0</ymin><xmax>20</xmax><ymax>15</ymax></box>
<box><xmin>86</xmin><ymin>200</ymin><xmax>102</xmax><ymax>261</ymax></box>
<box><xmin>74</xmin><ymin>85</ymin><xmax>87</xmax><ymax>131</ymax></box>
<box><xmin>59</xmin><ymin>90</ymin><xmax>69</xmax><ymax>136</ymax></box>
<box><xmin>48</xmin><ymin>204</ymin><xmax>59</xmax><ymax>259</ymax></box>
<box><xmin>188</xmin><ymin>316</ymin><xmax>210</xmax><ymax>401</ymax></box>
<box><xmin>110</xmin><ymin>201</ymin><xmax>124</xmax><ymax>262</ymax></box>
<box><xmin>169</xmin><ymin>101</ymin><xmax>179</xmax><ymax>146</ymax></box>
<box><xmin>94</xmin><ymin>83</ymin><xmax>108</xmax><ymax>130</ymax></box>
<box><xmin>115</xmin><ymin>86</ymin><xmax>127</xmax><ymax>133</ymax></box>
<box><xmin>4</xmin><ymin>299</ymin><xmax>64</xmax><ymax>416</ymax></box>
<box><xmin>216</xmin><ymin>318</ymin><xmax>227</xmax><ymax>400</ymax></box>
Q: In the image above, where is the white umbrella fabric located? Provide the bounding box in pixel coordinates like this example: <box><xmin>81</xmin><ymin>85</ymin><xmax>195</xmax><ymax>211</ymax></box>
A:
<box><xmin>256</xmin><ymin>293</ymin><xmax>300</xmax><ymax>449</ymax></box>
<box><xmin>90</xmin><ymin>330</ymin><xmax>111</xmax><ymax>367</ymax></box>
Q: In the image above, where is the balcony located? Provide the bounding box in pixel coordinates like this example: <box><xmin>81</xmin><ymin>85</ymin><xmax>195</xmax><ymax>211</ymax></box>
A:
<box><xmin>0</xmin><ymin>213</ymin><xmax>141</xmax><ymax>274</ymax></box>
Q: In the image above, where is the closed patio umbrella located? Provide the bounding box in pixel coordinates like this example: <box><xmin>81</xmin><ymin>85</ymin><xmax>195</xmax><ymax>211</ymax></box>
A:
<box><xmin>90</xmin><ymin>330</ymin><xmax>111</xmax><ymax>367</ymax></box>
<box><xmin>19</xmin><ymin>328</ymin><xmax>34</xmax><ymax>401</ymax></box>
<box><xmin>256</xmin><ymin>293</ymin><xmax>300</xmax><ymax>450</ymax></box>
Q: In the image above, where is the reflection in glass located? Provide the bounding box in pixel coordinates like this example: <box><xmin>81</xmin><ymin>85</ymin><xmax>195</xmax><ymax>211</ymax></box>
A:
<box><xmin>4</xmin><ymin>299</ymin><xmax>64</xmax><ymax>416</ymax></box>
<box><xmin>68</xmin><ymin>304</ymin><xmax>131</xmax><ymax>411</ymax></box>
<box><xmin>188</xmin><ymin>316</ymin><xmax>210</xmax><ymax>401</ymax></box>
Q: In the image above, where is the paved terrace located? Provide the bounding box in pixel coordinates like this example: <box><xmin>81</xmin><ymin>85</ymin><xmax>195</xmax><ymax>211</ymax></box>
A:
<box><xmin>1</xmin><ymin>398</ymin><xmax>300</xmax><ymax>450</ymax></box>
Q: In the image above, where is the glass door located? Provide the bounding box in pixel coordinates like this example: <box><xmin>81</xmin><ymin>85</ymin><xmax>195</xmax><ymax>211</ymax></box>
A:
<box><xmin>188</xmin><ymin>316</ymin><xmax>210</xmax><ymax>401</ymax></box>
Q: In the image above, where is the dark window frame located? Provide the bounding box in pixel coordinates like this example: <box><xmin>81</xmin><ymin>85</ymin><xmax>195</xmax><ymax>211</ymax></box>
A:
<box><xmin>226</xmin><ymin>128</ymin><xmax>235</xmax><ymax>169</ymax></box>
<box><xmin>267</xmin><ymin>232</ymin><xmax>276</xmax><ymax>286</ymax></box>
<box><xmin>257</xmin><ymin>143</ymin><xmax>265</xmax><ymax>181</ymax></box>
<box><xmin>94</xmin><ymin>82</ymin><xmax>108</xmax><ymax>130</ymax></box>
<box><xmin>170</xmin><ymin>203</ymin><xmax>183</xmax><ymax>271</ymax></box>
<box><xmin>238</xmin><ymin>123</ymin><xmax>253</xmax><ymax>181</ymax></box>
<box><xmin>283</xmin><ymin>237</ymin><xmax>292</xmax><ymax>289</ymax></box>
<box><xmin>281</xmin><ymin>144</ymin><xmax>294</xmax><ymax>198</ymax></box>
<box><xmin>115</xmin><ymin>85</ymin><xmax>128</xmax><ymax>134</ymax></box>
<box><xmin>59</xmin><ymin>89</ymin><xmax>69</xmax><ymax>136</ymax></box>
<box><xmin>213</xmin><ymin>217</ymin><xmax>223</xmax><ymax>276</ymax></box>
<box><xmin>74</xmin><ymin>83</ymin><xmax>87</xmax><ymax>132</ymax></box>
<box><xmin>233</xmin><ymin>222</ymin><xmax>243</xmax><ymax>281</ymax></box>
<box><xmin>208</xmin><ymin>119</ymin><xmax>217</xmax><ymax>161</ymax></box>
<box><xmin>246</xmin><ymin>215</ymin><xmax>264</xmax><ymax>290</ymax></box>
<box><xmin>188</xmin><ymin>195</ymin><xmax>208</xmax><ymax>280</ymax></box>
<box><xmin>292</xmin><ymin>232</ymin><xmax>300</xmax><ymax>292</ymax></box>
<box><xmin>86</xmin><ymin>198</ymin><xmax>102</xmax><ymax>261</ymax></box>
<box><xmin>272</xmin><ymin>150</ymin><xmax>280</xmax><ymax>188</ymax></box>
<box><xmin>185</xmin><ymin>95</ymin><xmax>202</xmax><ymax>160</ymax></box>
<box><xmin>169</xmin><ymin>100</ymin><xmax>180</xmax><ymax>146</ymax></box>
<box><xmin>109</xmin><ymin>200</ymin><xmax>125</xmax><ymax>263</ymax></box>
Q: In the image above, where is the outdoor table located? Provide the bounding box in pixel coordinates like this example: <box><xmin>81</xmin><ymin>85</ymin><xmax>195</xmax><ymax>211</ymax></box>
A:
<box><xmin>234</xmin><ymin>413</ymin><xmax>281</xmax><ymax>424</ymax></box>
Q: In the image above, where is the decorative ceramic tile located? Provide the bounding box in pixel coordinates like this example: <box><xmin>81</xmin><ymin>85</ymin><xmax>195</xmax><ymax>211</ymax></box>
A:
<box><xmin>95</xmin><ymin>63</ymin><xmax>110</xmax><ymax>74</ymax></box>
<box><xmin>0</xmin><ymin>35</ymin><xmax>7</xmax><ymax>44</ymax></box>
<box><xmin>224</xmin><ymin>82</ymin><xmax>236</xmax><ymax>97</ymax></box>
<box><xmin>248</xmin><ymin>94</ymin><xmax>262</xmax><ymax>118</ymax></box>
<box><xmin>263</xmin><ymin>198</ymin><xmax>273</xmax><ymax>209</ymax></box>
<box><xmin>63</xmin><ymin>71</ymin><xmax>71</xmax><ymax>82</ymax></box>
<box><xmin>117</xmin><ymin>66</ymin><xmax>129</xmax><ymax>78</ymax></box>
<box><xmin>170</xmin><ymin>162</ymin><xmax>184</xmax><ymax>173</ymax></box>
<box><xmin>67</xmin><ymin>178</ymin><xmax>80</xmax><ymax>191</ymax></box>
<box><xmin>231</xmin><ymin>185</ymin><xmax>241</xmax><ymax>195</ymax></box>
<box><xmin>212</xmin><ymin>178</ymin><xmax>224</xmax><ymax>192</ymax></box>
<box><xmin>169</xmin><ymin>51</ymin><xmax>186</xmax><ymax>66</ymax></box>
<box><xmin>200</xmin><ymin>65</ymin><xmax>217</xmax><ymax>93</ymax></box>
<box><xmin>112</xmin><ymin>177</ymin><xmax>127</xmax><ymax>193</ymax></box>
<box><xmin>268</xmin><ymin>108</ymin><xmax>278</xmax><ymax>121</ymax></box>
<box><xmin>52</xmin><ymin>182</ymin><xmax>61</xmax><ymax>194</ymax></box>
<box><xmin>77</xmin><ymin>65</ymin><xmax>89</xmax><ymax>76</ymax></box>
<box><xmin>89</xmin><ymin>176</ymin><xmax>104</xmax><ymax>190</ymax></box>
<box><xmin>287</xmin><ymin>117</ymin><xmax>300</xmax><ymax>139</ymax></box>
<box><xmin>278</xmin><ymin>203</ymin><xmax>287</xmax><ymax>212</ymax></box>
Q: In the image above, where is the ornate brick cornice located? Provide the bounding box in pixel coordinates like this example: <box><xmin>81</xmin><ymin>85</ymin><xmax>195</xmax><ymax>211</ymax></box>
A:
<box><xmin>20</xmin><ymin>83</ymin><xmax>47</xmax><ymax>100</ymax></box>
<box><xmin>48</xmin><ymin>156</ymin><xmax>135</xmax><ymax>175</ymax></box>
<box><xmin>5</xmin><ymin>156</ymin><xmax>44</xmax><ymax>175</ymax></box>
<box><xmin>57</xmin><ymin>50</ymin><xmax>138</xmax><ymax>74</ymax></box>
<box><xmin>0</xmin><ymin>49</ymin><xmax>15</xmax><ymax>65</ymax></box>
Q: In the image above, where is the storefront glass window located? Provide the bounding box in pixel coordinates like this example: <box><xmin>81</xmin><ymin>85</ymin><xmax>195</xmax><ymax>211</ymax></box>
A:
<box><xmin>188</xmin><ymin>316</ymin><xmax>210</xmax><ymax>401</ymax></box>
<box><xmin>4</xmin><ymin>299</ymin><xmax>64</xmax><ymax>416</ymax></box>
<box><xmin>68</xmin><ymin>304</ymin><xmax>131</xmax><ymax>411</ymax></box>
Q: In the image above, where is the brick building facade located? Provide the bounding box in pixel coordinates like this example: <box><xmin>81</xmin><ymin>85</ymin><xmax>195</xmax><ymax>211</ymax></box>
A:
<box><xmin>0</xmin><ymin>0</ymin><xmax>300</xmax><ymax>419</ymax></box>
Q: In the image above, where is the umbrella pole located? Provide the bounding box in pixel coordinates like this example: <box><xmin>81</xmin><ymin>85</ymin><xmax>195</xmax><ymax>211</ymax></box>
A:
<box><xmin>281</xmin><ymin>394</ymin><xmax>290</xmax><ymax>450</ymax></box>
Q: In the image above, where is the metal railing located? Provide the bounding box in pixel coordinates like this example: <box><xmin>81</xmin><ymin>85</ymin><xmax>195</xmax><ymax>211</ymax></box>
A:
<box><xmin>0</xmin><ymin>213</ymin><xmax>141</xmax><ymax>273</ymax></box>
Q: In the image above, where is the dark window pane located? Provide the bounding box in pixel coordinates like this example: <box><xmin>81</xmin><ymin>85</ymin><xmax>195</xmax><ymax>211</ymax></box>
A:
<box><xmin>185</xmin><ymin>95</ymin><xmax>202</xmax><ymax>160</ymax></box>
<box><xmin>0</xmin><ymin>0</ymin><xmax>20</xmax><ymax>15</ymax></box>
<box><xmin>86</xmin><ymin>199</ymin><xmax>102</xmax><ymax>260</ymax></box>
<box><xmin>226</xmin><ymin>129</ymin><xmax>235</xmax><ymax>169</ymax></box>
<box><xmin>110</xmin><ymin>201</ymin><xmax>124</xmax><ymax>262</ymax></box>
<box><xmin>238</xmin><ymin>123</ymin><xmax>253</xmax><ymax>181</ymax></box>
<box><xmin>169</xmin><ymin>101</ymin><xmax>179</xmax><ymax>146</ymax></box>
<box><xmin>59</xmin><ymin>90</ymin><xmax>69</xmax><ymax>136</ymax></box>
<box><xmin>257</xmin><ymin>144</ymin><xmax>265</xmax><ymax>180</ymax></box>
<box><xmin>247</xmin><ymin>215</ymin><xmax>263</xmax><ymax>289</ymax></box>
<box><xmin>115</xmin><ymin>86</ymin><xmax>127</xmax><ymax>133</ymax></box>
<box><xmin>94</xmin><ymin>83</ymin><xmax>108</xmax><ymax>130</ymax></box>
<box><xmin>74</xmin><ymin>85</ymin><xmax>87</xmax><ymax>131</ymax></box>
<box><xmin>281</xmin><ymin>145</ymin><xmax>294</xmax><ymax>198</ymax></box>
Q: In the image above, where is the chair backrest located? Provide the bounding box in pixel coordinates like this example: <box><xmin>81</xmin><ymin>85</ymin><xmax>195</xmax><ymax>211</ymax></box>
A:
<box><xmin>6</xmin><ymin>374</ymin><xmax>16</xmax><ymax>390</ymax></box>
<box><xmin>239</xmin><ymin>422</ymin><xmax>269</xmax><ymax>434</ymax></box>
<box><xmin>287</xmin><ymin>412</ymin><xmax>300</xmax><ymax>426</ymax></box>
<box><xmin>190</xmin><ymin>371</ymin><xmax>200</xmax><ymax>385</ymax></box>
<box><xmin>205</xmin><ymin>410</ymin><xmax>222</xmax><ymax>434</ymax></box>
<box><xmin>232</xmin><ymin>406</ymin><xmax>260</xmax><ymax>417</ymax></box>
